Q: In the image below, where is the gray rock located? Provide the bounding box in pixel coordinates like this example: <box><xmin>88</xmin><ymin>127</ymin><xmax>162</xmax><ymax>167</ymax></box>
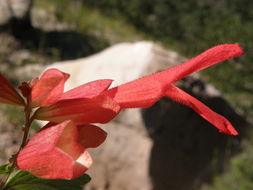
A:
<box><xmin>0</xmin><ymin>0</ymin><xmax>31</xmax><ymax>26</ymax></box>
<box><xmin>0</xmin><ymin>0</ymin><xmax>11</xmax><ymax>25</ymax></box>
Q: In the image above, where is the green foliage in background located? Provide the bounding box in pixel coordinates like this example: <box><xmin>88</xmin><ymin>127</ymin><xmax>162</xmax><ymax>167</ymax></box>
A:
<box><xmin>202</xmin><ymin>143</ymin><xmax>253</xmax><ymax>190</ymax></box>
<box><xmin>34</xmin><ymin>0</ymin><xmax>149</xmax><ymax>44</ymax></box>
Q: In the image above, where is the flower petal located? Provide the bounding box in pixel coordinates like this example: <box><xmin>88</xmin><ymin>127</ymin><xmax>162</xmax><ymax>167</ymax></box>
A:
<box><xmin>77</xmin><ymin>125</ymin><xmax>107</xmax><ymax>148</ymax></box>
<box><xmin>0</xmin><ymin>74</ymin><xmax>24</xmax><ymax>106</ymax></box>
<box><xmin>156</xmin><ymin>44</ymin><xmax>244</xmax><ymax>84</ymax></box>
<box><xmin>30</xmin><ymin>69</ymin><xmax>70</xmax><ymax>107</ymax></box>
<box><xmin>17</xmin><ymin>121</ymin><xmax>93</xmax><ymax>179</ymax></box>
<box><xmin>103</xmin><ymin>79</ymin><xmax>164</xmax><ymax>108</ymax></box>
<box><xmin>103</xmin><ymin>44</ymin><xmax>243</xmax><ymax>108</ymax></box>
<box><xmin>164</xmin><ymin>85</ymin><xmax>238</xmax><ymax>135</ymax></box>
<box><xmin>34</xmin><ymin>95</ymin><xmax>121</xmax><ymax>125</ymax></box>
<box><xmin>61</xmin><ymin>79</ymin><xmax>113</xmax><ymax>100</ymax></box>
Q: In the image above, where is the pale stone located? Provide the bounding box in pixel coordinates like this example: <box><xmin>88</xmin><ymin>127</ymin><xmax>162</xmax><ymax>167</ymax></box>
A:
<box><xmin>0</xmin><ymin>0</ymin><xmax>31</xmax><ymax>26</ymax></box>
<box><xmin>10</xmin><ymin>0</ymin><xmax>31</xmax><ymax>19</ymax></box>
<box><xmin>47</xmin><ymin>41</ymin><xmax>186</xmax><ymax>91</ymax></box>
<box><xmin>0</xmin><ymin>0</ymin><xmax>12</xmax><ymax>25</ymax></box>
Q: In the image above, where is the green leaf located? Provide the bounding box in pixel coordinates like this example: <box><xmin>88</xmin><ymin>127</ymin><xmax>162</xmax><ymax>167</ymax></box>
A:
<box><xmin>4</xmin><ymin>170</ymin><xmax>91</xmax><ymax>190</ymax></box>
<box><xmin>0</xmin><ymin>164</ymin><xmax>11</xmax><ymax>175</ymax></box>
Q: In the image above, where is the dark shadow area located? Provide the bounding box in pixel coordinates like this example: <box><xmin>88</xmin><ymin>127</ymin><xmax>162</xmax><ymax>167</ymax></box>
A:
<box><xmin>1</xmin><ymin>17</ymin><xmax>109</xmax><ymax>60</ymax></box>
<box><xmin>142</xmin><ymin>78</ymin><xmax>250</xmax><ymax>190</ymax></box>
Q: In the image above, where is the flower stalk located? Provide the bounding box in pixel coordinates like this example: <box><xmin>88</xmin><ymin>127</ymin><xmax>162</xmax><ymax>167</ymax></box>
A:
<box><xmin>0</xmin><ymin>97</ymin><xmax>34</xmax><ymax>188</ymax></box>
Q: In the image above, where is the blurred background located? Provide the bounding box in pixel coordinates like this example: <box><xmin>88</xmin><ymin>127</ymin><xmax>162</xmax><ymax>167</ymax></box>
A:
<box><xmin>0</xmin><ymin>0</ymin><xmax>253</xmax><ymax>190</ymax></box>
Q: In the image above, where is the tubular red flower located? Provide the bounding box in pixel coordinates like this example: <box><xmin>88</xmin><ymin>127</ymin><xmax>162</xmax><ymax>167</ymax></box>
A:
<box><xmin>157</xmin><ymin>44</ymin><xmax>243</xmax><ymax>84</ymax></box>
<box><xmin>77</xmin><ymin>124</ymin><xmax>107</xmax><ymax>148</ymax></box>
<box><xmin>16</xmin><ymin>44</ymin><xmax>244</xmax><ymax>180</ymax></box>
<box><xmin>17</xmin><ymin>121</ymin><xmax>107</xmax><ymax>179</ymax></box>
<box><xmin>0</xmin><ymin>74</ymin><xmax>24</xmax><ymax>106</ymax></box>
<box><xmin>34</xmin><ymin>95</ymin><xmax>121</xmax><ymax>125</ymax></box>
<box><xmin>164</xmin><ymin>85</ymin><xmax>238</xmax><ymax>135</ymax></box>
<box><xmin>60</xmin><ymin>79</ymin><xmax>113</xmax><ymax>100</ymax></box>
<box><xmin>103</xmin><ymin>44</ymin><xmax>243</xmax><ymax>108</ymax></box>
<box><xmin>33</xmin><ymin>44</ymin><xmax>243</xmax><ymax>136</ymax></box>
<box><xmin>30</xmin><ymin>68</ymin><xmax>70</xmax><ymax>108</ymax></box>
<box><xmin>101</xmin><ymin>44</ymin><xmax>243</xmax><ymax>134</ymax></box>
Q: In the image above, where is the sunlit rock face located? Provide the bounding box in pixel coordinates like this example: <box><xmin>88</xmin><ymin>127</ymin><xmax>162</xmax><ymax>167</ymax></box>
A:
<box><xmin>0</xmin><ymin>0</ymin><xmax>31</xmax><ymax>26</ymax></box>
<box><xmin>45</xmin><ymin>41</ymin><xmax>248</xmax><ymax>190</ymax></box>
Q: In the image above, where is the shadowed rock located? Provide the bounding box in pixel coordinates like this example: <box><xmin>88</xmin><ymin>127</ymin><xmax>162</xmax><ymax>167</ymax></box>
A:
<box><xmin>0</xmin><ymin>0</ymin><xmax>32</xmax><ymax>32</ymax></box>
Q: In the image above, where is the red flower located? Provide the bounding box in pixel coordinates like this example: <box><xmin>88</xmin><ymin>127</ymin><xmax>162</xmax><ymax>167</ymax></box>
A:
<box><xmin>34</xmin><ymin>44</ymin><xmax>243</xmax><ymax>135</ymax></box>
<box><xmin>29</xmin><ymin>68</ymin><xmax>70</xmax><ymax>107</ymax></box>
<box><xmin>17</xmin><ymin>120</ymin><xmax>107</xmax><ymax>179</ymax></box>
<box><xmin>0</xmin><ymin>74</ymin><xmax>24</xmax><ymax>106</ymax></box>
<box><xmin>16</xmin><ymin>44</ymin><xmax>243</xmax><ymax>179</ymax></box>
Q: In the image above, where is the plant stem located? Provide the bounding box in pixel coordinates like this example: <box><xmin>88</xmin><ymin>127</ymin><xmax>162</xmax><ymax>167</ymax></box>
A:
<box><xmin>20</xmin><ymin>106</ymin><xmax>33</xmax><ymax>149</ymax></box>
<box><xmin>0</xmin><ymin>101</ymin><xmax>34</xmax><ymax>188</ymax></box>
